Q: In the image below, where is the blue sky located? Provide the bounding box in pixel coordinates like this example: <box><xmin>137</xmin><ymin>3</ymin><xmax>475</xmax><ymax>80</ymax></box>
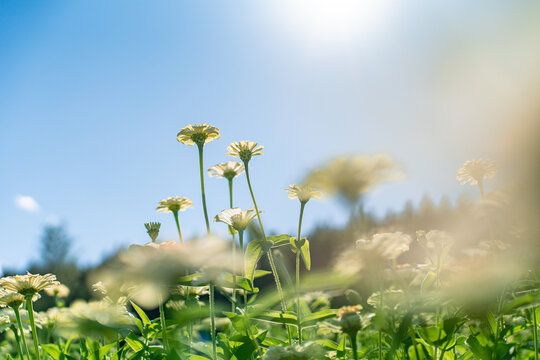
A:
<box><xmin>1</xmin><ymin>0</ymin><xmax>539</xmax><ymax>270</ymax></box>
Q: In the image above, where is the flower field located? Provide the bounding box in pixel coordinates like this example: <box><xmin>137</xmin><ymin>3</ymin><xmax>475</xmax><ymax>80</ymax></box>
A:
<box><xmin>1</xmin><ymin>123</ymin><xmax>539</xmax><ymax>360</ymax></box>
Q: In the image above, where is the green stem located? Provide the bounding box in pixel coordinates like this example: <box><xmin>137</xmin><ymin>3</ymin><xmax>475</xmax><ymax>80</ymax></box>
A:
<box><xmin>349</xmin><ymin>332</ymin><xmax>359</xmax><ymax>360</ymax></box>
<box><xmin>296</xmin><ymin>202</ymin><xmax>306</xmax><ymax>344</ymax></box>
<box><xmin>243</xmin><ymin>162</ymin><xmax>292</xmax><ymax>345</ymax></box>
<box><xmin>229</xmin><ymin>178</ymin><xmax>237</xmax><ymax>312</ymax></box>
<box><xmin>379</xmin><ymin>285</ymin><xmax>384</xmax><ymax>360</ymax></box>
<box><xmin>197</xmin><ymin>144</ymin><xmax>211</xmax><ymax>235</ymax></box>
<box><xmin>11</xmin><ymin>323</ymin><xmax>24</xmax><ymax>360</ymax></box>
<box><xmin>159</xmin><ymin>302</ymin><xmax>169</xmax><ymax>352</ymax></box>
<box><xmin>209</xmin><ymin>284</ymin><xmax>217</xmax><ymax>360</ymax></box>
<box><xmin>172</xmin><ymin>211</ymin><xmax>183</xmax><ymax>244</ymax></box>
<box><xmin>14</xmin><ymin>307</ymin><xmax>31</xmax><ymax>360</ymax></box>
<box><xmin>239</xmin><ymin>231</ymin><xmax>247</xmax><ymax>308</ymax></box>
<box><xmin>533</xmin><ymin>305</ymin><xmax>538</xmax><ymax>360</ymax></box>
<box><xmin>25</xmin><ymin>298</ymin><xmax>40</xmax><ymax>360</ymax></box>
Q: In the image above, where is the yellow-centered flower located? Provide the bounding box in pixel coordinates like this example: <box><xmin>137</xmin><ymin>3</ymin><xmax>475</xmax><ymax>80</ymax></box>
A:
<box><xmin>177</xmin><ymin>123</ymin><xmax>220</xmax><ymax>146</ymax></box>
<box><xmin>208</xmin><ymin>161</ymin><xmax>245</xmax><ymax>180</ymax></box>
<box><xmin>0</xmin><ymin>273</ymin><xmax>59</xmax><ymax>298</ymax></box>
<box><xmin>286</xmin><ymin>184</ymin><xmax>322</xmax><ymax>203</ymax></box>
<box><xmin>226</xmin><ymin>141</ymin><xmax>264</xmax><ymax>163</ymax></box>
<box><xmin>156</xmin><ymin>197</ymin><xmax>193</xmax><ymax>213</ymax></box>
<box><xmin>456</xmin><ymin>158</ymin><xmax>497</xmax><ymax>186</ymax></box>
<box><xmin>214</xmin><ymin>208</ymin><xmax>258</xmax><ymax>232</ymax></box>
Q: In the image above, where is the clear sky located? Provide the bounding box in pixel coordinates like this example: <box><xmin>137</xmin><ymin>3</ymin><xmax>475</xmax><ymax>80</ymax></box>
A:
<box><xmin>1</xmin><ymin>0</ymin><xmax>539</xmax><ymax>270</ymax></box>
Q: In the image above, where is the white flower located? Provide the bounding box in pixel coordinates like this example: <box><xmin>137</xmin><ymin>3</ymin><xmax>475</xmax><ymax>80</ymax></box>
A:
<box><xmin>214</xmin><ymin>208</ymin><xmax>258</xmax><ymax>232</ymax></box>
<box><xmin>285</xmin><ymin>184</ymin><xmax>322</xmax><ymax>203</ymax></box>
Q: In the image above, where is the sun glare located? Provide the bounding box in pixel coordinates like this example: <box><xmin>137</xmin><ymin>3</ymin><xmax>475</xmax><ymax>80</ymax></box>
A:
<box><xmin>268</xmin><ymin>0</ymin><xmax>398</xmax><ymax>47</ymax></box>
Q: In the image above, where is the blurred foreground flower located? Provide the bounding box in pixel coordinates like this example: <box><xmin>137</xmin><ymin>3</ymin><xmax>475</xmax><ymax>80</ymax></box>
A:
<box><xmin>44</xmin><ymin>283</ymin><xmax>70</xmax><ymax>298</ymax></box>
<box><xmin>177</xmin><ymin>123</ymin><xmax>220</xmax><ymax>146</ymax></box>
<box><xmin>208</xmin><ymin>161</ymin><xmax>245</xmax><ymax>180</ymax></box>
<box><xmin>227</xmin><ymin>141</ymin><xmax>264</xmax><ymax>163</ymax></box>
<box><xmin>334</xmin><ymin>232</ymin><xmax>411</xmax><ymax>278</ymax></box>
<box><xmin>262</xmin><ymin>341</ymin><xmax>327</xmax><ymax>360</ymax></box>
<box><xmin>285</xmin><ymin>184</ymin><xmax>322</xmax><ymax>204</ymax></box>
<box><xmin>305</xmin><ymin>155</ymin><xmax>403</xmax><ymax>206</ymax></box>
<box><xmin>94</xmin><ymin>237</ymin><xmax>233</xmax><ymax>308</ymax></box>
<box><xmin>457</xmin><ymin>158</ymin><xmax>497</xmax><ymax>195</ymax></box>
<box><xmin>56</xmin><ymin>300</ymin><xmax>135</xmax><ymax>341</ymax></box>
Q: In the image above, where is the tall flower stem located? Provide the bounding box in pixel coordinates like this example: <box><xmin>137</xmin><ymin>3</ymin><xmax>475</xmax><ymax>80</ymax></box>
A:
<box><xmin>172</xmin><ymin>211</ymin><xmax>183</xmax><ymax>244</ymax></box>
<box><xmin>14</xmin><ymin>308</ymin><xmax>30</xmax><ymax>360</ymax></box>
<box><xmin>239</xmin><ymin>231</ymin><xmax>247</xmax><ymax>308</ymax></box>
<box><xmin>197</xmin><ymin>144</ymin><xmax>211</xmax><ymax>235</ymax></box>
<box><xmin>378</xmin><ymin>285</ymin><xmax>384</xmax><ymax>360</ymax></box>
<box><xmin>159</xmin><ymin>301</ymin><xmax>169</xmax><ymax>352</ymax></box>
<box><xmin>11</xmin><ymin>324</ymin><xmax>24</xmax><ymax>360</ymax></box>
<box><xmin>196</xmin><ymin>143</ymin><xmax>216</xmax><ymax>359</ymax></box>
<box><xmin>243</xmin><ymin>163</ymin><xmax>291</xmax><ymax>345</ymax></box>
<box><xmin>296</xmin><ymin>201</ymin><xmax>306</xmax><ymax>344</ymax></box>
<box><xmin>25</xmin><ymin>297</ymin><xmax>41</xmax><ymax>360</ymax></box>
<box><xmin>229</xmin><ymin>178</ymin><xmax>237</xmax><ymax>312</ymax></box>
<box><xmin>209</xmin><ymin>284</ymin><xmax>217</xmax><ymax>360</ymax></box>
<box><xmin>349</xmin><ymin>332</ymin><xmax>359</xmax><ymax>360</ymax></box>
<box><xmin>533</xmin><ymin>305</ymin><xmax>538</xmax><ymax>360</ymax></box>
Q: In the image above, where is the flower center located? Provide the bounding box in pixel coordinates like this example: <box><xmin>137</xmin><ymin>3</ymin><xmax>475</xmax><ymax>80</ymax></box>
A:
<box><xmin>239</xmin><ymin>150</ymin><xmax>252</xmax><ymax>163</ymax></box>
<box><xmin>192</xmin><ymin>133</ymin><xmax>208</xmax><ymax>146</ymax></box>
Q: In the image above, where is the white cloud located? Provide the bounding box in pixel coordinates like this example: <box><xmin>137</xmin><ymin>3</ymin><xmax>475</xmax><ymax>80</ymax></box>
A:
<box><xmin>14</xmin><ymin>195</ymin><xmax>40</xmax><ymax>213</ymax></box>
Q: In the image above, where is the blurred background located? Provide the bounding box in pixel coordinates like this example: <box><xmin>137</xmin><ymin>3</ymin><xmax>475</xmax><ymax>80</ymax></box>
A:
<box><xmin>1</xmin><ymin>0</ymin><xmax>539</xmax><ymax>304</ymax></box>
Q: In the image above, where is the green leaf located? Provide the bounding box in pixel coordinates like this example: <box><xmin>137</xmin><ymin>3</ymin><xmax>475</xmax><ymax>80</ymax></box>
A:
<box><xmin>501</xmin><ymin>294</ymin><xmax>536</xmax><ymax>313</ymax></box>
<box><xmin>251</xmin><ymin>310</ymin><xmax>298</xmax><ymax>325</ymax></box>
<box><xmin>290</xmin><ymin>237</ymin><xmax>311</xmax><ymax>270</ymax></box>
<box><xmin>125</xmin><ymin>333</ymin><xmax>145</xmax><ymax>352</ymax></box>
<box><xmin>130</xmin><ymin>301</ymin><xmax>151</xmax><ymax>326</ymax></box>
<box><xmin>418</xmin><ymin>326</ymin><xmax>446</xmax><ymax>345</ymax></box>
<box><xmin>244</xmin><ymin>239</ymin><xmax>274</xmax><ymax>282</ymax></box>
<box><xmin>268</xmin><ymin>234</ymin><xmax>294</xmax><ymax>247</ymax></box>
<box><xmin>336</xmin><ymin>336</ymin><xmax>347</xmax><ymax>358</ymax></box>
<box><xmin>466</xmin><ymin>335</ymin><xmax>492</xmax><ymax>360</ymax></box>
<box><xmin>485</xmin><ymin>312</ymin><xmax>497</xmax><ymax>336</ymax></box>
<box><xmin>301</xmin><ymin>309</ymin><xmax>338</xmax><ymax>326</ymax></box>
<box><xmin>41</xmin><ymin>344</ymin><xmax>62</xmax><ymax>360</ymax></box>
<box><xmin>408</xmin><ymin>344</ymin><xmax>428</xmax><ymax>360</ymax></box>
<box><xmin>421</xmin><ymin>271</ymin><xmax>437</xmax><ymax>292</ymax></box>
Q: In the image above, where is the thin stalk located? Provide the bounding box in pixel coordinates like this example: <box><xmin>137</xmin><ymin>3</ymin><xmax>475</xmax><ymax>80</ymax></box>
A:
<box><xmin>13</xmin><ymin>307</ymin><xmax>31</xmax><ymax>360</ymax></box>
<box><xmin>11</xmin><ymin>324</ymin><xmax>24</xmax><ymax>360</ymax></box>
<box><xmin>209</xmin><ymin>284</ymin><xmax>217</xmax><ymax>360</ymax></box>
<box><xmin>296</xmin><ymin>202</ymin><xmax>306</xmax><ymax>344</ymax></box>
<box><xmin>229</xmin><ymin>178</ymin><xmax>237</xmax><ymax>312</ymax></box>
<box><xmin>533</xmin><ymin>305</ymin><xmax>538</xmax><ymax>360</ymax></box>
<box><xmin>378</xmin><ymin>285</ymin><xmax>384</xmax><ymax>360</ymax></box>
<box><xmin>14</xmin><ymin>306</ymin><xmax>30</xmax><ymax>360</ymax></box>
<box><xmin>25</xmin><ymin>298</ymin><xmax>41</xmax><ymax>360</ymax></box>
<box><xmin>349</xmin><ymin>332</ymin><xmax>359</xmax><ymax>360</ymax></box>
<box><xmin>239</xmin><ymin>231</ymin><xmax>247</xmax><ymax>308</ymax></box>
<box><xmin>159</xmin><ymin>302</ymin><xmax>169</xmax><ymax>352</ymax></box>
<box><xmin>172</xmin><ymin>211</ymin><xmax>183</xmax><ymax>244</ymax></box>
<box><xmin>243</xmin><ymin>162</ymin><xmax>292</xmax><ymax>345</ymax></box>
<box><xmin>197</xmin><ymin>144</ymin><xmax>211</xmax><ymax>235</ymax></box>
<box><xmin>196</xmin><ymin>143</ymin><xmax>216</xmax><ymax>358</ymax></box>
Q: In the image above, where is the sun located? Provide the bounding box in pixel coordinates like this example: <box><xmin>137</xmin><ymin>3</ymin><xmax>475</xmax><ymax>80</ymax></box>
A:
<box><xmin>268</xmin><ymin>0</ymin><xmax>398</xmax><ymax>47</ymax></box>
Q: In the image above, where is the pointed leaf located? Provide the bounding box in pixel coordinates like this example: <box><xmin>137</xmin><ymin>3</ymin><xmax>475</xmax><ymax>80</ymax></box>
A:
<box><xmin>245</xmin><ymin>239</ymin><xmax>273</xmax><ymax>282</ymax></box>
